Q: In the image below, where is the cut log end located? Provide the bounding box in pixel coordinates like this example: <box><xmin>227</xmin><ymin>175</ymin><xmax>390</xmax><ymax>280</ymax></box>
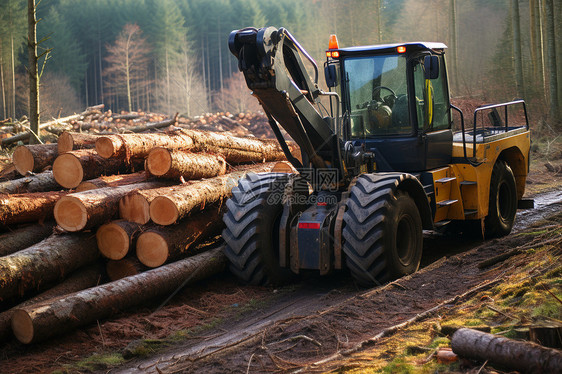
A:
<box><xmin>96</xmin><ymin>137</ymin><xmax>122</xmax><ymax>159</ymax></box>
<box><xmin>11</xmin><ymin>309</ymin><xmax>33</xmax><ymax>344</ymax></box>
<box><xmin>54</xmin><ymin>196</ymin><xmax>88</xmax><ymax>232</ymax></box>
<box><xmin>146</xmin><ymin>147</ymin><xmax>172</xmax><ymax>176</ymax></box>
<box><xmin>150</xmin><ymin>196</ymin><xmax>179</xmax><ymax>225</ymax></box>
<box><xmin>96</xmin><ymin>223</ymin><xmax>131</xmax><ymax>260</ymax></box>
<box><xmin>119</xmin><ymin>193</ymin><xmax>151</xmax><ymax>224</ymax></box>
<box><xmin>136</xmin><ymin>231</ymin><xmax>168</xmax><ymax>267</ymax></box>
<box><xmin>57</xmin><ymin>132</ymin><xmax>74</xmax><ymax>153</ymax></box>
<box><xmin>12</xmin><ymin>146</ymin><xmax>34</xmax><ymax>175</ymax></box>
<box><xmin>52</xmin><ymin>153</ymin><xmax>84</xmax><ymax>188</ymax></box>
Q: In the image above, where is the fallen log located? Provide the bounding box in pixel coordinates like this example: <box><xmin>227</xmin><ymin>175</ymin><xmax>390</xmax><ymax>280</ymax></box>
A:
<box><xmin>0</xmin><ymin>263</ymin><xmax>102</xmax><ymax>342</ymax></box>
<box><xmin>0</xmin><ymin>221</ymin><xmax>55</xmax><ymax>257</ymax></box>
<box><xmin>52</xmin><ymin>149</ymin><xmax>144</xmax><ymax>188</ymax></box>
<box><xmin>146</xmin><ymin>148</ymin><xmax>226</xmax><ymax>180</ymax></box>
<box><xmin>106</xmin><ymin>256</ymin><xmax>146</xmax><ymax>281</ymax></box>
<box><xmin>0</xmin><ymin>232</ymin><xmax>99</xmax><ymax>301</ymax></box>
<box><xmin>11</xmin><ymin>247</ymin><xmax>226</xmax><ymax>343</ymax></box>
<box><xmin>451</xmin><ymin>328</ymin><xmax>562</xmax><ymax>373</ymax></box>
<box><xmin>149</xmin><ymin>163</ymin><xmax>274</xmax><ymax>225</ymax></box>
<box><xmin>54</xmin><ymin>181</ymin><xmax>167</xmax><ymax>232</ymax></box>
<box><xmin>0</xmin><ymin>191</ymin><xmax>67</xmax><ymax>225</ymax></box>
<box><xmin>95</xmin><ymin>129</ymin><xmax>193</xmax><ymax>159</ymax></box>
<box><xmin>122</xmin><ymin>114</ymin><xmax>177</xmax><ymax>133</ymax></box>
<box><xmin>96</xmin><ymin>220</ymin><xmax>143</xmax><ymax>260</ymax></box>
<box><xmin>75</xmin><ymin>171</ymin><xmax>149</xmax><ymax>192</ymax></box>
<box><xmin>12</xmin><ymin>144</ymin><xmax>58</xmax><ymax>175</ymax></box>
<box><xmin>136</xmin><ymin>205</ymin><xmax>224</xmax><ymax>267</ymax></box>
<box><xmin>0</xmin><ymin>170</ymin><xmax>60</xmax><ymax>194</ymax></box>
<box><xmin>57</xmin><ymin>131</ymin><xmax>99</xmax><ymax>153</ymax></box>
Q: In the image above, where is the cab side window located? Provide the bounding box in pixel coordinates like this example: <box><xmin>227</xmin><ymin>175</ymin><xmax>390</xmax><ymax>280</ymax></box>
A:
<box><xmin>413</xmin><ymin>56</ymin><xmax>450</xmax><ymax>132</ymax></box>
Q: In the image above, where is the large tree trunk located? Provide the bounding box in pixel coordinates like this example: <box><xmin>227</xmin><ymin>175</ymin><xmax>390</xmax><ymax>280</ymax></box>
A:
<box><xmin>52</xmin><ymin>149</ymin><xmax>144</xmax><ymax>189</ymax></box>
<box><xmin>0</xmin><ymin>191</ymin><xmax>67</xmax><ymax>225</ymax></box>
<box><xmin>12</xmin><ymin>144</ymin><xmax>58</xmax><ymax>175</ymax></box>
<box><xmin>96</xmin><ymin>220</ymin><xmax>143</xmax><ymax>260</ymax></box>
<box><xmin>451</xmin><ymin>328</ymin><xmax>562</xmax><ymax>373</ymax></box>
<box><xmin>136</xmin><ymin>205</ymin><xmax>224</xmax><ymax>267</ymax></box>
<box><xmin>0</xmin><ymin>221</ymin><xmax>55</xmax><ymax>257</ymax></box>
<box><xmin>27</xmin><ymin>0</ymin><xmax>40</xmax><ymax>145</ymax></box>
<box><xmin>57</xmin><ymin>131</ymin><xmax>99</xmax><ymax>153</ymax></box>
<box><xmin>0</xmin><ymin>263</ymin><xmax>102</xmax><ymax>342</ymax></box>
<box><xmin>95</xmin><ymin>127</ymin><xmax>190</xmax><ymax>159</ymax></box>
<box><xmin>0</xmin><ymin>232</ymin><xmax>99</xmax><ymax>302</ymax></box>
<box><xmin>529</xmin><ymin>0</ymin><xmax>545</xmax><ymax>96</ymax></box>
<box><xmin>75</xmin><ymin>171</ymin><xmax>149</xmax><ymax>192</ymax></box>
<box><xmin>11</xmin><ymin>247</ymin><xmax>226</xmax><ymax>344</ymax></box>
<box><xmin>149</xmin><ymin>163</ymin><xmax>275</xmax><ymax>225</ymax></box>
<box><xmin>106</xmin><ymin>256</ymin><xmax>146</xmax><ymax>281</ymax></box>
<box><xmin>511</xmin><ymin>0</ymin><xmax>525</xmax><ymax>98</ymax></box>
<box><xmin>54</xmin><ymin>181</ymin><xmax>167</xmax><ymax>232</ymax></box>
<box><xmin>146</xmin><ymin>148</ymin><xmax>226</xmax><ymax>180</ymax></box>
<box><xmin>0</xmin><ymin>170</ymin><xmax>59</xmax><ymax>194</ymax></box>
<box><xmin>544</xmin><ymin>0</ymin><xmax>559</xmax><ymax>119</ymax></box>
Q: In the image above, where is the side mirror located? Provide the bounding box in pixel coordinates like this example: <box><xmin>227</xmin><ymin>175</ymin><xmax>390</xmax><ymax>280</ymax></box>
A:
<box><xmin>424</xmin><ymin>55</ymin><xmax>439</xmax><ymax>80</ymax></box>
<box><xmin>325</xmin><ymin>64</ymin><xmax>338</xmax><ymax>87</ymax></box>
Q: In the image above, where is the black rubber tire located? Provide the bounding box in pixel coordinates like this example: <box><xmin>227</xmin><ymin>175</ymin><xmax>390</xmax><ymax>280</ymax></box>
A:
<box><xmin>222</xmin><ymin>172</ymin><xmax>292</xmax><ymax>285</ymax></box>
<box><xmin>342</xmin><ymin>174</ymin><xmax>423</xmax><ymax>287</ymax></box>
<box><xmin>484</xmin><ymin>160</ymin><xmax>517</xmax><ymax>238</ymax></box>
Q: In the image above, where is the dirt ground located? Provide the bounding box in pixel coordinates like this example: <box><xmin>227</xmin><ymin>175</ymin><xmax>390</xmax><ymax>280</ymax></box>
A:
<box><xmin>0</xmin><ymin>159</ymin><xmax>560</xmax><ymax>373</ymax></box>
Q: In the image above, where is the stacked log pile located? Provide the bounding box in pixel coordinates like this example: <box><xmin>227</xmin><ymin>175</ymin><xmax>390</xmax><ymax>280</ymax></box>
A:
<box><xmin>0</xmin><ymin>104</ymin><xmax>297</xmax><ymax>344</ymax></box>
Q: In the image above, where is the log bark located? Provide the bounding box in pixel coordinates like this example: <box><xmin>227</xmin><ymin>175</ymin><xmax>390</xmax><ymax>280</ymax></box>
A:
<box><xmin>122</xmin><ymin>115</ymin><xmax>177</xmax><ymax>134</ymax></box>
<box><xmin>57</xmin><ymin>131</ymin><xmax>99</xmax><ymax>153</ymax></box>
<box><xmin>0</xmin><ymin>170</ymin><xmax>59</xmax><ymax>194</ymax></box>
<box><xmin>0</xmin><ymin>232</ymin><xmax>99</xmax><ymax>302</ymax></box>
<box><xmin>52</xmin><ymin>149</ymin><xmax>144</xmax><ymax>189</ymax></box>
<box><xmin>149</xmin><ymin>162</ymin><xmax>275</xmax><ymax>225</ymax></box>
<box><xmin>54</xmin><ymin>181</ymin><xmax>167</xmax><ymax>232</ymax></box>
<box><xmin>0</xmin><ymin>191</ymin><xmax>67</xmax><ymax>225</ymax></box>
<box><xmin>0</xmin><ymin>221</ymin><xmax>55</xmax><ymax>256</ymax></box>
<box><xmin>0</xmin><ymin>263</ymin><xmax>102</xmax><ymax>341</ymax></box>
<box><xmin>136</xmin><ymin>205</ymin><xmax>225</xmax><ymax>267</ymax></box>
<box><xmin>106</xmin><ymin>256</ymin><xmax>146</xmax><ymax>281</ymax></box>
<box><xmin>12</xmin><ymin>144</ymin><xmax>58</xmax><ymax>175</ymax></box>
<box><xmin>75</xmin><ymin>171</ymin><xmax>149</xmax><ymax>192</ymax></box>
<box><xmin>146</xmin><ymin>148</ymin><xmax>226</xmax><ymax>180</ymax></box>
<box><xmin>96</xmin><ymin>220</ymin><xmax>143</xmax><ymax>260</ymax></box>
<box><xmin>95</xmin><ymin>129</ymin><xmax>193</xmax><ymax>159</ymax></box>
<box><xmin>11</xmin><ymin>247</ymin><xmax>226</xmax><ymax>343</ymax></box>
<box><xmin>451</xmin><ymin>328</ymin><xmax>562</xmax><ymax>373</ymax></box>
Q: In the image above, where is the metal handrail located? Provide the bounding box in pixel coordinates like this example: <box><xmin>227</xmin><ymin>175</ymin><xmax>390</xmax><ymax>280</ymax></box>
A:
<box><xmin>279</xmin><ymin>27</ymin><xmax>319</xmax><ymax>84</ymax></box>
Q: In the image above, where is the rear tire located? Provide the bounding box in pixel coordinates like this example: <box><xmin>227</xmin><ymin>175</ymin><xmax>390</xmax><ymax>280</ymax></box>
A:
<box><xmin>222</xmin><ymin>173</ymin><xmax>292</xmax><ymax>285</ymax></box>
<box><xmin>342</xmin><ymin>174</ymin><xmax>423</xmax><ymax>287</ymax></box>
<box><xmin>485</xmin><ymin>160</ymin><xmax>517</xmax><ymax>238</ymax></box>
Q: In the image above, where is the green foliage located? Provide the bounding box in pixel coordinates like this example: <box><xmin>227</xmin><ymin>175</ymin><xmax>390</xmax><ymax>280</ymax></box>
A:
<box><xmin>381</xmin><ymin>357</ymin><xmax>415</xmax><ymax>374</ymax></box>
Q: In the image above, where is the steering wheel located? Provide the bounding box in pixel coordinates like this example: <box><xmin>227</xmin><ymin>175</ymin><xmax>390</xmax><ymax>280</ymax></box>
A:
<box><xmin>372</xmin><ymin>86</ymin><xmax>396</xmax><ymax>101</ymax></box>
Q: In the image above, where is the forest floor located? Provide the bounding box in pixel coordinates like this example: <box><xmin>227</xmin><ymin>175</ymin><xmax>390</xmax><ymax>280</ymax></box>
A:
<box><xmin>0</xmin><ymin>157</ymin><xmax>561</xmax><ymax>374</ymax></box>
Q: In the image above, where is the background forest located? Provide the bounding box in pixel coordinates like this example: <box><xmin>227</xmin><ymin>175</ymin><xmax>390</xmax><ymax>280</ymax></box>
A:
<box><xmin>0</xmin><ymin>0</ymin><xmax>560</xmax><ymax>126</ymax></box>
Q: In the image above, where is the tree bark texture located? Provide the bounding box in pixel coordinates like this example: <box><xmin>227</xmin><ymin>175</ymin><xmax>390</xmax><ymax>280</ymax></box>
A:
<box><xmin>136</xmin><ymin>205</ymin><xmax>225</xmax><ymax>267</ymax></box>
<box><xmin>106</xmin><ymin>256</ymin><xmax>146</xmax><ymax>281</ymax></box>
<box><xmin>0</xmin><ymin>221</ymin><xmax>55</xmax><ymax>257</ymax></box>
<box><xmin>27</xmin><ymin>0</ymin><xmax>40</xmax><ymax>145</ymax></box>
<box><xmin>511</xmin><ymin>0</ymin><xmax>525</xmax><ymax>98</ymax></box>
<box><xmin>451</xmin><ymin>328</ymin><xmax>562</xmax><ymax>373</ymax></box>
<box><xmin>52</xmin><ymin>149</ymin><xmax>144</xmax><ymax>189</ymax></box>
<box><xmin>96</xmin><ymin>220</ymin><xmax>143</xmax><ymax>260</ymax></box>
<box><xmin>0</xmin><ymin>191</ymin><xmax>67</xmax><ymax>225</ymax></box>
<box><xmin>544</xmin><ymin>0</ymin><xmax>559</xmax><ymax>118</ymax></box>
<box><xmin>57</xmin><ymin>131</ymin><xmax>99</xmax><ymax>153</ymax></box>
<box><xmin>12</xmin><ymin>144</ymin><xmax>58</xmax><ymax>175</ymax></box>
<box><xmin>75</xmin><ymin>171</ymin><xmax>149</xmax><ymax>192</ymax></box>
<box><xmin>0</xmin><ymin>232</ymin><xmax>99</xmax><ymax>302</ymax></box>
<box><xmin>54</xmin><ymin>181</ymin><xmax>167</xmax><ymax>232</ymax></box>
<box><xmin>146</xmin><ymin>148</ymin><xmax>226</xmax><ymax>180</ymax></box>
<box><xmin>0</xmin><ymin>170</ymin><xmax>59</xmax><ymax>194</ymax></box>
<box><xmin>149</xmin><ymin>162</ymin><xmax>274</xmax><ymax>225</ymax></box>
<box><xmin>11</xmin><ymin>247</ymin><xmax>226</xmax><ymax>343</ymax></box>
<box><xmin>0</xmin><ymin>263</ymin><xmax>102</xmax><ymax>342</ymax></box>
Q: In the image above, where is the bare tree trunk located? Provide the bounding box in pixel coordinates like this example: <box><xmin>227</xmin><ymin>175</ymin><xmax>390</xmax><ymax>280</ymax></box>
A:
<box><xmin>555</xmin><ymin>0</ymin><xmax>562</xmax><ymax>110</ymax></box>
<box><xmin>530</xmin><ymin>0</ymin><xmax>545</xmax><ymax>95</ymax></box>
<box><xmin>0</xmin><ymin>47</ymin><xmax>6</xmax><ymax>119</ymax></box>
<box><xmin>0</xmin><ymin>170</ymin><xmax>59</xmax><ymax>194</ymax></box>
<box><xmin>512</xmin><ymin>0</ymin><xmax>525</xmax><ymax>98</ymax></box>
<box><xmin>0</xmin><ymin>221</ymin><xmax>55</xmax><ymax>257</ymax></box>
<box><xmin>146</xmin><ymin>149</ymin><xmax>226</xmax><ymax>180</ymax></box>
<box><xmin>449</xmin><ymin>0</ymin><xmax>459</xmax><ymax>94</ymax></box>
<box><xmin>0</xmin><ymin>191</ymin><xmax>67</xmax><ymax>225</ymax></box>
<box><xmin>544</xmin><ymin>0</ymin><xmax>559</xmax><ymax>119</ymax></box>
<box><xmin>11</xmin><ymin>247</ymin><xmax>226</xmax><ymax>343</ymax></box>
<box><xmin>27</xmin><ymin>0</ymin><xmax>40</xmax><ymax>144</ymax></box>
<box><xmin>11</xmin><ymin>36</ymin><xmax>16</xmax><ymax>120</ymax></box>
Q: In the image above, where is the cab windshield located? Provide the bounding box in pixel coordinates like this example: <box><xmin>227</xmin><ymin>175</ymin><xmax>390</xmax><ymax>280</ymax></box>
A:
<box><xmin>343</xmin><ymin>54</ymin><xmax>410</xmax><ymax>137</ymax></box>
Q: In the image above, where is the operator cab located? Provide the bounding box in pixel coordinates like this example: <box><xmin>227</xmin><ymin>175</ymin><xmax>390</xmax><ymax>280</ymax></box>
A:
<box><xmin>326</xmin><ymin>41</ymin><xmax>453</xmax><ymax>172</ymax></box>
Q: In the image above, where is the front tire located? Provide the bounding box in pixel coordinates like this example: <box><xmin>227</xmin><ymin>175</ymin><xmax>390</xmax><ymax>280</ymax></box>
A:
<box><xmin>485</xmin><ymin>160</ymin><xmax>517</xmax><ymax>238</ymax></box>
<box><xmin>342</xmin><ymin>174</ymin><xmax>423</xmax><ymax>287</ymax></box>
<box><xmin>222</xmin><ymin>173</ymin><xmax>291</xmax><ymax>285</ymax></box>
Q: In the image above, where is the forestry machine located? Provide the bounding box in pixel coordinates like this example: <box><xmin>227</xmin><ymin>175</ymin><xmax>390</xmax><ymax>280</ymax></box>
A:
<box><xmin>224</xmin><ymin>27</ymin><xmax>531</xmax><ymax>286</ymax></box>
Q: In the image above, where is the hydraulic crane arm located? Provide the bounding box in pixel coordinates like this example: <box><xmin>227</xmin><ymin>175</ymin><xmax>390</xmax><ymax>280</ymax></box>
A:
<box><xmin>229</xmin><ymin>27</ymin><xmax>345</xmax><ymax>180</ymax></box>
